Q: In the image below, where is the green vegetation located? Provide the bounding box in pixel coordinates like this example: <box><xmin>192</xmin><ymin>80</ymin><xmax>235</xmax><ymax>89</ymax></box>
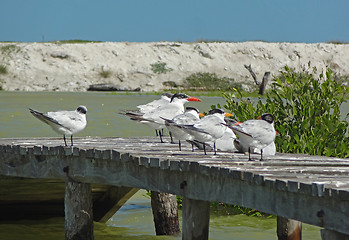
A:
<box><xmin>0</xmin><ymin>44</ymin><xmax>21</xmax><ymax>56</ymax></box>
<box><xmin>222</xmin><ymin>66</ymin><xmax>349</xmax><ymax>158</ymax></box>
<box><xmin>0</xmin><ymin>65</ymin><xmax>8</xmax><ymax>75</ymax></box>
<box><xmin>150</xmin><ymin>61</ymin><xmax>173</xmax><ymax>74</ymax></box>
<box><xmin>99</xmin><ymin>69</ymin><xmax>112</xmax><ymax>78</ymax></box>
<box><xmin>184</xmin><ymin>72</ymin><xmax>244</xmax><ymax>91</ymax></box>
<box><xmin>327</xmin><ymin>40</ymin><xmax>349</xmax><ymax>44</ymax></box>
<box><xmin>52</xmin><ymin>39</ymin><xmax>102</xmax><ymax>44</ymax></box>
<box><xmin>210</xmin><ymin>202</ymin><xmax>272</xmax><ymax>217</ymax></box>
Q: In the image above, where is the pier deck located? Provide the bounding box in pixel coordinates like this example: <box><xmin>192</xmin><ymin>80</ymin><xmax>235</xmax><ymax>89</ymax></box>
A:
<box><xmin>1</xmin><ymin>137</ymin><xmax>349</xmax><ymax>239</ymax></box>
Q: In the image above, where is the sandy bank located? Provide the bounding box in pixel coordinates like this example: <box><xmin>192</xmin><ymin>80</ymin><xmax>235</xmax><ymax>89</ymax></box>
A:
<box><xmin>0</xmin><ymin>41</ymin><xmax>348</xmax><ymax>92</ymax></box>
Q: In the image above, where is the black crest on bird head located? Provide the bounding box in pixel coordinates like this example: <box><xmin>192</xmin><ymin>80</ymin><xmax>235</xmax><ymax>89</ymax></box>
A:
<box><xmin>170</xmin><ymin>93</ymin><xmax>190</xmax><ymax>102</ymax></box>
<box><xmin>77</xmin><ymin>106</ymin><xmax>87</xmax><ymax>114</ymax></box>
<box><xmin>162</xmin><ymin>92</ymin><xmax>174</xmax><ymax>98</ymax></box>
<box><xmin>208</xmin><ymin>108</ymin><xmax>225</xmax><ymax>115</ymax></box>
<box><xmin>261</xmin><ymin>113</ymin><xmax>274</xmax><ymax>124</ymax></box>
<box><xmin>185</xmin><ymin>107</ymin><xmax>200</xmax><ymax>113</ymax></box>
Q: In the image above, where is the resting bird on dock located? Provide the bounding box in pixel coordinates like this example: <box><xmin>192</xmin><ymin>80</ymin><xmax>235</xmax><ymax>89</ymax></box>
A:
<box><xmin>137</xmin><ymin>93</ymin><xmax>173</xmax><ymax>114</ymax></box>
<box><xmin>176</xmin><ymin>109</ymin><xmax>233</xmax><ymax>155</ymax></box>
<box><xmin>162</xmin><ymin>107</ymin><xmax>203</xmax><ymax>151</ymax></box>
<box><xmin>123</xmin><ymin>93</ymin><xmax>201</xmax><ymax>143</ymax></box>
<box><xmin>29</xmin><ymin>106</ymin><xmax>87</xmax><ymax>146</ymax></box>
<box><xmin>225</xmin><ymin>113</ymin><xmax>276</xmax><ymax>161</ymax></box>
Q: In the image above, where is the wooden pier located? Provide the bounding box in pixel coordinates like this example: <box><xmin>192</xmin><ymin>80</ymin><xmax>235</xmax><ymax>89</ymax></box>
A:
<box><xmin>1</xmin><ymin>136</ymin><xmax>349</xmax><ymax>240</ymax></box>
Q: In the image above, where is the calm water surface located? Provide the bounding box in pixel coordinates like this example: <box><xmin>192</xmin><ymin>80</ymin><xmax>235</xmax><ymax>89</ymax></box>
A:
<box><xmin>0</xmin><ymin>91</ymin><xmax>337</xmax><ymax>239</ymax></box>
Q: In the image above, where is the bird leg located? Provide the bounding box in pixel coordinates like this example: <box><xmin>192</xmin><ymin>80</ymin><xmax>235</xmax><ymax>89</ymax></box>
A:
<box><xmin>159</xmin><ymin>131</ymin><xmax>164</xmax><ymax>143</ymax></box>
<box><xmin>63</xmin><ymin>135</ymin><xmax>68</xmax><ymax>147</ymax></box>
<box><xmin>179</xmin><ymin>140</ymin><xmax>182</xmax><ymax>151</ymax></box>
<box><xmin>260</xmin><ymin>149</ymin><xmax>263</xmax><ymax>161</ymax></box>
<box><xmin>155</xmin><ymin>130</ymin><xmax>159</xmax><ymax>136</ymax></box>
<box><xmin>248</xmin><ymin>147</ymin><xmax>253</xmax><ymax>161</ymax></box>
<box><xmin>203</xmin><ymin>143</ymin><xmax>207</xmax><ymax>155</ymax></box>
<box><xmin>169</xmin><ymin>131</ymin><xmax>175</xmax><ymax>144</ymax></box>
<box><xmin>191</xmin><ymin>142</ymin><xmax>194</xmax><ymax>152</ymax></box>
<box><xmin>71</xmin><ymin>135</ymin><xmax>74</xmax><ymax>146</ymax></box>
<box><xmin>214</xmin><ymin>142</ymin><xmax>217</xmax><ymax>155</ymax></box>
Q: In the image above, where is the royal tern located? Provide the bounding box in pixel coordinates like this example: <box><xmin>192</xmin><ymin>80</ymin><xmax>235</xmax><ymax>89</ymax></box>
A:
<box><xmin>124</xmin><ymin>93</ymin><xmax>201</xmax><ymax>142</ymax></box>
<box><xmin>215</xmin><ymin>127</ymin><xmax>237</xmax><ymax>152</ymax></box>
<box><xmin>136</xmin><ymin>93</ymin><xmax>173</xmax><ymax>137</ymax></box>
<box><xmin>137</xmin><ymin>93</ymin><xmax>173</xmax><ymax>113</ymax></box>
<box><xmin>226</xmin><ymin>113</ymin><xmax>276</xmax><ymax>161</ymax></box>
<box><xmin>234</xmin><ymin>139</ymin><xmax>276</xmax><ymax>156</ymax></box>
<box><xmin>29</xmin><ymin>106</ymin><xmax>87</xmax><ymax>146</ymax></box>
<box><xmin>162</xmin><ymin>107</ymin><xmax>203</xmax><ymax>151</ymax></box>
<box><xmin>179</xmin><ymin>108</ymin><xmax>233</xmax><ymax>155</ymax></box>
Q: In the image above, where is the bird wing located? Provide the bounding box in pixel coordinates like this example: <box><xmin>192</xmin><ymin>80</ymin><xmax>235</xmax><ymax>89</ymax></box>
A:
<box><xmin>29</xmin><ymin>108</ymin><xmax>65</xmax><ymax>129</ymax></box>
<box><xmin>229</xmin><ymin>119</ymin><xmax>275</xmax><ymax>147</ymax></box>
<box><xmin>47</xmin><ymin>110</ymin><xmax>85</xmax><ymax>133</ymax></box>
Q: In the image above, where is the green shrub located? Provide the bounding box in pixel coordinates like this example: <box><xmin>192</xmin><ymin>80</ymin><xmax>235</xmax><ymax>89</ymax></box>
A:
<box><xmin>99</xmin><ymin>69</ymin><xmax>112</xmax><ymax>78</ymax></box>
<box><xmin>150</xmin><ymin>62</ymin><xmax>173</xmax><ymax>74</ymax></box>
<box><xmin>222</xmin><ymin>66</ymin><xmax>349</xmax><ymax>158</ymax></box>
<box><xmin>184</xmin><ymin>72</ymin><xmax>242</xmax><ymax>91</ymax></box>
<box><xmin>0</xmin><ymin>65</ymin><xmax>8</xmax><ymax>75</ymax></box>
<box><xmin>0</xmin><ymin>44</ymin><xmax>21</xmax><ymax>55</ymax></box>
<box><xmin>52</xmin><ymin>39</ymin><xmax>102</xmax><ymax>44</ymax></box>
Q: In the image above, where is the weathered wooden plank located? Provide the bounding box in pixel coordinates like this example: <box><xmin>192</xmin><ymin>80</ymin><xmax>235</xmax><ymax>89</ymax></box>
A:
<box><xmin>1</xmin><ymin>137</ymin><xmax>349</xmax><ymax>236</ymax></box>
<box><xmin>93</xmin><ymin>186</ymin><xmax>139</xmax><ymax>223</ymax></box>
<box><xmin>321</xmin><ymin>229</ymin><xmax>349</xmax><ymax>240</ymax></box>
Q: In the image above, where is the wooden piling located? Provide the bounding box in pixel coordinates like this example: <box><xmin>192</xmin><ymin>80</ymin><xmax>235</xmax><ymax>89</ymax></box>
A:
<box><xmin>2</xmin><ymin>137</ymin><xmax>349</xmax><ymax>238</ymax></box>
<box><xmin>150</xmin><ymin>191</ymin><xmax>180</xmax><ymax>235</ymax></box>
<box><xmin>182</xmin><ymin>197</ymin><xmax>210</xmax><ymax>240</ymax></box>
<box><xmin>321</xmin><ymin>229</ymin><xmax>349</xmax><ymax>240</ymax></box>
<box><xmin>277</xmin><ymin>216</ymin><xmax>302</xmax><ymax>240</ymax></box>
<box><xmin>64</xmin><ymin>180</ymin><xmax>94</xmax><ymax>240</ymax></box>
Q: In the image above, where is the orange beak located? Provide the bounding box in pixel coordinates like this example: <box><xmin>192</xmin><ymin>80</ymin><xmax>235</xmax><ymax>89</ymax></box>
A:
<box><xmin>234</xmin><ymin>122</ymin><xmax>242</xmax><ymax>125</ymax></box>
<box><xmin>257</xmin><ymin>116</ymin><xmax>262</xmax><ymax>119</ymax></box>
<box><xmin>187</xmin><ymin>97</ymin><xmax>201</xmax><ymax>102</ymax></box>
<box><xmin>199</xmin><ymin>113</ymin><xmax>205</xmax><ymax>118</ymax></box>
<box><xmin>275</xmin><ymin>130</ymin><xmax>280</xmax><ymax>136</ymax></box>
<box><xmin>224</xmin><ymin>112</ymin><xmax>233</xmax><ymax>117</ymax></box>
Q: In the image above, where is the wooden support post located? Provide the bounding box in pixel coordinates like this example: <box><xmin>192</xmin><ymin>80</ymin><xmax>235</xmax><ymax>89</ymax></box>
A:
<box><xmin>150</xmin><ymin>191</ymin><xmax>180</xmax><ymax>235</ymax></box>
<box><xmin>321</xmin><ymin>229</ymin><xmax>349</xmax><ymax>240</ymax></box>
<box><xmin>65</xmin><ymin>180</ymin><xmax>94</xmax><ymax>240</ymax></box>
<box><xmin>277</xmin><ymin>216</ymin><xmax>302</xmax><ymax>240</ymax></box>
<box><xmin>93</xmin><ymin>186</ymin><xmax>139</xmax><ymax>223</ymax></box>
<box><xmin>182</xmin><ymin>197</ymin><xmax>210</xmax><ymax>240</ymax></box>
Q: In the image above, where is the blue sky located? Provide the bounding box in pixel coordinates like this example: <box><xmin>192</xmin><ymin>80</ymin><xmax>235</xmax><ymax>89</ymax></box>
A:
<box><xmin>1</xmin><ymin>0</ymin><xmax>348</xmax><ymax>43</ymax></box>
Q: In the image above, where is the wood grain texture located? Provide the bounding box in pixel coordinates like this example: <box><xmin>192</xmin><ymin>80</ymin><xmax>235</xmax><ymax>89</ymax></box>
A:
<box><xmin>1</xmin><ymin>136</ymin><xmax>349</xmax><ymax>236</ymax></box>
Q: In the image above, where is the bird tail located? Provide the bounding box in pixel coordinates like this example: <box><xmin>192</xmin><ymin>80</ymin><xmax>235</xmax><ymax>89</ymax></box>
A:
<box><xmin>28</xmin><ymin>108</ymin><xmax>63</xmax><ymax>127</ymax></box>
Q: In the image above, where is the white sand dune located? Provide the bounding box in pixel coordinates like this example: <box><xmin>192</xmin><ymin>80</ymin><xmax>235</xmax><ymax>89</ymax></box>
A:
<box><xmin>0</xmin><ymin>41</ymin><xmax>348</xmax><ymax>92</ymax></box>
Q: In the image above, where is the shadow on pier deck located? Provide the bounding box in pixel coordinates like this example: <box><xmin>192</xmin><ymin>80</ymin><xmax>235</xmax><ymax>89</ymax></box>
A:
<box><xmin>1</xmin><ymin>136</ymin><xmax>349</xmax><ymax>240</ymax></box>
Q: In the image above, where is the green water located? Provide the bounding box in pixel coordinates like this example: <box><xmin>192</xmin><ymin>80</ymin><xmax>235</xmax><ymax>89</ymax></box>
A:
<box><xmin>0</xmin><ymin>91</ymin><xmax>328</xmax><ymax>239</ymax></box>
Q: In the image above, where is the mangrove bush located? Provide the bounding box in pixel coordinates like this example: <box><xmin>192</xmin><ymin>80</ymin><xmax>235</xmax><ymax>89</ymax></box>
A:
<box><xmin>222</xmin><ymin>66</ymin><xmax>349</xmax><ymax>158</ymax></box>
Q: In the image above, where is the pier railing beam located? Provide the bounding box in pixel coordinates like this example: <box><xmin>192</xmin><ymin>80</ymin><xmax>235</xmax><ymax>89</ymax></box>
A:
<box><xmin>65</xmin><ymin>180</ymin><xmax>94</xmax><ymax>240</ymax></box>
<box><xmin>182</xmin><ymin>197</ymin><xmax>210</xmax><ymax>240</ymax></box>
<box><xmin>151</xmin><ymin>191</ymin><xmax>180</xmax><ymax>235</ymax></box>
<box><xmin>321</xmin><ymin>229</ymin><xmax>349</xmax><ymax>240</ymax></box>
<box><xmin>277</xmin><ymin>216</ymin><xmax>302</xmax><ymax>240</ymax></box>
